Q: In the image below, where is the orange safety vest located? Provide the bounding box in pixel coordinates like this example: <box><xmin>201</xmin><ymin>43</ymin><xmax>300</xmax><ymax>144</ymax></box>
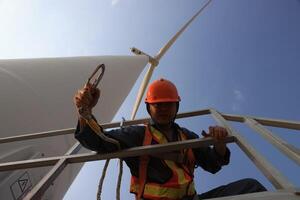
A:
<box><xmin>130</xmin><ymin>125</ymin><xmax>197</xmax><ymax>200</ymax></box>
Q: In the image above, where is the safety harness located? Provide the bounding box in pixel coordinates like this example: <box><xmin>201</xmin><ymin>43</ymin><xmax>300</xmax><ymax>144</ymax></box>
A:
<box><xmin>131</xmin><ymin>125</ymin><xmax>197</xmax><ymax>200</ymax></box>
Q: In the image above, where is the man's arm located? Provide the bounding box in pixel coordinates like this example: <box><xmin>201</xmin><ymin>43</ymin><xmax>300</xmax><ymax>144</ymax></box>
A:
<box><xmin>182</xmin><ymin>126</ymin><xmax>230</xmax><ymax>174</ymax></box>
<box><xmin>74</xmin><ymin>83</ymin><xmax>121</xmax><ymax>152</ymax></box>
<box><xmin>75</xmin><ymin>118</ymin><xmax>145</xmax><ymax>153</ymax></box>
<box><xmin>75</xmin><ymin>116</ymin><xmax>119</xmax><ymax>152</ymax></box>
<box><xmin>194</xmin><ymin>145</ymin><xmax>230</xmax><ymax>174</ymax></box>
<box><xmin>73</xmin><ymin>83</ymin><xmax>144</xmax><ymax>153</ymax></box>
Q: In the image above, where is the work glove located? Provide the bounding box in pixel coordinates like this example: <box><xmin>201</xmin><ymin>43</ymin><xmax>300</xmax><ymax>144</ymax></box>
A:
<box><xmin>74</xmin><ymin>83</ymin><xmax>100</xmax><ymax>119</ymax></box>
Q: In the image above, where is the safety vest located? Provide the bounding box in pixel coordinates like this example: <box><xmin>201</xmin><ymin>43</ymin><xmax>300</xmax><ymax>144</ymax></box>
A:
<box><xmin>130</xmin><ymin>125</ymin><xmax>197</xmax><ymax>200</ymax></box>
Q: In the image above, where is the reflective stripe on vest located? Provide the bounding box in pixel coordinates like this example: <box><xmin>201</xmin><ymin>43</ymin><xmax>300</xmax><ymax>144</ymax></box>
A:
<box><xmin>130</xmin><ymin>125</ymin><xmax>196</xmax><ymax>200</ymax></box>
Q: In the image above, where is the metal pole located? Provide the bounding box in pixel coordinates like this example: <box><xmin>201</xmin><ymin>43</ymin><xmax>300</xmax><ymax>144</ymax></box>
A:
<box><xmin>0</xmin><ymin>136</ymin><xmax>234</xmax><ymax>172</ymax></box>
<box><xmin>24</xmin><ymin>142</ymin><xmax>82</xmax><ymax>200</ymax></box>
<box><xmin>221</xmin><ymin>113</ymin><xmax>300</xmax><ymax>130</ymax></box>
<box><xmin>244</xmin><ymin>117</ymin><xmax>300</xmax><ymax>166</ymax></box>
<box><xmin>210</xmin><ymin>109</ymin><xmax>295</xmax><ymax>190</ymax></box>
<box><xmin>0</xmin><ymin>109</ymin><xmax>211</xmax><ymax>144</ymax></box>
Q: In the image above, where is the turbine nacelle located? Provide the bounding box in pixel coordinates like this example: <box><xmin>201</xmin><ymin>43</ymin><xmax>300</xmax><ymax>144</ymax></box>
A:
<box><xmin>130</xmin><ymin>47</ymin><xmax>159</xmax><ymax>66</ymax></box>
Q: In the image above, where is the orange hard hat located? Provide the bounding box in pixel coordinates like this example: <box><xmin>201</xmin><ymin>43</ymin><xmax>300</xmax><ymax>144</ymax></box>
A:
<box><xmin>145</xmin><ymin>78</ymin><xmax>181</xmax><ymax>103</ymax></box>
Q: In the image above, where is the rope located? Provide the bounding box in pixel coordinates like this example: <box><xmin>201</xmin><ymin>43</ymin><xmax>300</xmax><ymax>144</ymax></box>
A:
<box><xmin>95</xmin><ymin>117</ymin><xmax>125</xmax><ymax>200</ymax></box>
<box><xmin>115</xmin><ymin>118</ymin><xmax>126</xmax><ymax>200</ymax></box>
<box><xmin>85</xmin><ymin>118</ymin><xmax>120</xmax><ymax>200</ymax></box>
<box><xmin>86</xmin><ymin>119</ymin><xmax>121</xmax><ymax>149</ymax></box>
<box><xmin>97</xmin><ymin>159</ymin><xmax>110</xmax><ymax>200</ymax></box>
<box><xmin>97</xmin><ymin>159</ymin><xmax>123</xmax><ymax>200</ymax></box>
<box><xmin>116</xmin><ymin>159</ymin><xmax>123</xmax><ymax>200</ymax></box>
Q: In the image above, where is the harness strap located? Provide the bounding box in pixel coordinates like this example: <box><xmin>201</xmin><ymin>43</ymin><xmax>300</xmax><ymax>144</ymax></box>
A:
<box><xmin>179</xmin><ymin>130</ymin><xmax>196</xmax><ymax>175</ymax></box>
<box><xmin>135</xmin><ymin>126</ymin><xmax>196</xmax><ymax>199</ymax></box>
<box><xmin>85</xmin><ymin>118</ymin><xmax>121</xmax><ymax>149</ymax></box>
<box><xmin>137</xmin><ymin>125</ymin><xmax>152</xmax><ymax>200</ymax></box>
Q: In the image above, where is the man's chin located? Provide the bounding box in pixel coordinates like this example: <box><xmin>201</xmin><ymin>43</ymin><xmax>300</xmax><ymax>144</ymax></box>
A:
<box><xmin>156</xmin><ymin>119</ymin><xmax>173</xmax><ymax>126</ymax></box>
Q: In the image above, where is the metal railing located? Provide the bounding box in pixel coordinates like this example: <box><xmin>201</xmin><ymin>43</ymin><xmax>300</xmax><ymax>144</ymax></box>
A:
<box><xmin>0</xmin><ymin>108</ymin><xmax>299</xmax><ymax>200</ymax></box>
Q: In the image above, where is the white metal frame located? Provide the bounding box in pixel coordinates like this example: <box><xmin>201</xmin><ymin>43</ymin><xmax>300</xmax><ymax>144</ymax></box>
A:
<box><xmin>0</xmin><ymin>108</ymin><xmax>299</xmax><ymax>200</ymax></box>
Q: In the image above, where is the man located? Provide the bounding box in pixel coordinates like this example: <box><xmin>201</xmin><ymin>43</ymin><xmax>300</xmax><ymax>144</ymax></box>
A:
<box><xmin>74</xmin><ymin>78</ymin><xmax>266</xmax><ymax>200</ymax></box>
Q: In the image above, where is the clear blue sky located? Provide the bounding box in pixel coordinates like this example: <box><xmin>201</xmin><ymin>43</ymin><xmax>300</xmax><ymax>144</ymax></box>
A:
<box><xmin>1</xmin><ymin>0</ymin><xmax>299</xmax><ymax>199</ymax></box>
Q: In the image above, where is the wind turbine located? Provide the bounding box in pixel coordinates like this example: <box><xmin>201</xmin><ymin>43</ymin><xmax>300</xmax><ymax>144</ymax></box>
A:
<box><xmin>130</xmin><ymin>0</ymin><xmax>213</xmax><ymax>120</ymax></box>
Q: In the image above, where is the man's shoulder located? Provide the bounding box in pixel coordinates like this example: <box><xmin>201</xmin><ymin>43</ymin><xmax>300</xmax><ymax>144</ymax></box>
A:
<box><xmin>120</xmin><ymin>125</ymin><xmax>146</xmax><ymax>133</ymax></box>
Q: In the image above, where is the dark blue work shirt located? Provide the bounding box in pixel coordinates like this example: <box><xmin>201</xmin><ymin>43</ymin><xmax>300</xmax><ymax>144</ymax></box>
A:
<box><xmin>75</xmin><ymin>119</ymin><xmax>230</xmax><ymax>184</ymax></box>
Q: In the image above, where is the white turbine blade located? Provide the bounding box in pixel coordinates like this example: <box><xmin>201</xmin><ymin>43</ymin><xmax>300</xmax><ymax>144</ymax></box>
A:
<box><xmin>130</xmin><ymin>0</ymin><xmax>212</xmax><ymax>120</ymax></box>
<box><xmin>155</xmin><ymin>0</ymin><xmax>212</xmax><ymax>61</ymax></box>
<box><xmin>0</xmin><ymin>55</ymin><xmax>148</xmax><ymax>200</ymax></box>
<box><xmin>130</xmin><ymin>63</ymin><xmax>155</xmax><ymax>119</ymax></box>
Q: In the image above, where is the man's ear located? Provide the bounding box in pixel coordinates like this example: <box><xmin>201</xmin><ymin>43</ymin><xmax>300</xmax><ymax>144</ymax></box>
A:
<box><xmin>176</xmin><ymin>102</ymin><xmax>179</xmax><ymax>113</ymax></box>
<box><xmin>146</xmin><ymin>103</ymin><xmax>151</xmax><ymax>116</ymax></box>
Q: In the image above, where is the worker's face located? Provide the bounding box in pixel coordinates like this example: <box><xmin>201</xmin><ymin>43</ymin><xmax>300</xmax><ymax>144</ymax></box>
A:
<box><xmin>148</xmin><ymin>102</ymin><xmax>177</xmax><ymax>125</ymax></box>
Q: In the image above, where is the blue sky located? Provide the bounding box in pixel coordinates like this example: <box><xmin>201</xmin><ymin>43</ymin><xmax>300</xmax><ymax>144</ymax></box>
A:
<box><xmin>0</xmin><ymin>0</ymin><xmax>299</xmax><ymax>199</ymax></box>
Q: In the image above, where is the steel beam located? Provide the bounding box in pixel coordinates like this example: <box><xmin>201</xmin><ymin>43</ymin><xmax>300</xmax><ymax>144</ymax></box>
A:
<box><xmin>210</xmin><ymin>109</ymin><xmax>295</xmax><ymax>190</ymax></box>
<box><xmin>0</xmin><ymin>136</ymin><xmax>234</xmax><ymax>172</ymax></box>
<box><xmin>221</xmin><ymin>113</ymin><xmax>300</xmax><ymax>130</ymax></box>
<box><xmin>244</xmin><ymin>117</ymin><xmax>300</xmax><ymax>166</ymax></box>
<box><xmin>0</xmin><ymin>109</ymin><xmax>211</xmax><ymax>144</ymax></box>
<box><xmin>1</xmin><ymin>108</ymin><xmax>298</xmax><ymax>145</ymax></box>
<box><xmin>24</xmin><ymin>142</ymin><xmax>81</xmax><ymax>200</ymax></box>
<box><xmin>207</xmin><ymin>189</ymin><xmax>300</xmax><ymax>200</ymax></box>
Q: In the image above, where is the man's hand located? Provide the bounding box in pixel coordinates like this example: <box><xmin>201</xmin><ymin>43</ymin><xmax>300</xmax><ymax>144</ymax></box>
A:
<box><xmin>202</xmin><ymin>126</ymin><xmax>228</xmax><ymax>156</ymax></box>
<box><xmin>74</xmin><ymin>83</ymin><xmax>100</xmax><ymax>117</ymax></box>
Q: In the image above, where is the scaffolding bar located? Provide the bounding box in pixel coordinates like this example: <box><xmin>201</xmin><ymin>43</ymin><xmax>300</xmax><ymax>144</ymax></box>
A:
<box><xmin>0</xmin><ymin>128</ymin><xmax>75</xmax><ymax>144</ymax></box>
<box><xmin>207</xmin><ymin>189</ymin><xmax>300</xmax><ymax>200</ymax></box>
<box><xmin>0</xmin><ymin>108</ymin><xmax>298</xmax><ymax>199</ymax></box>
<box><xmin>222</xmin><ymin>113</ymin><xmax>300</xmax><ymax>130</ymax></box>
<box><xmin>209</xmin><ymin>109</ymin><xmax>295</xmax><ymax>190</ymax></box>
<box><xmin>0</xmin><ymin>136</ymin><xmax>235</xmax><ymax>172</ymax></box>
<box><xmin>1</xmin><ymin>109</ymin><xmax>298</xmax><ymax>145</ymax></box>
<box><xmin>244</xmin><ymin>117</ymin><xmax>300</xmax><ymax>166</ymax></box>
<box><xmin>0</xmin><ymin>109</ymin><xmax>211</xmax><ymax>144</ymax></box>
<box><xmin>24</xmin><ymin>142</ymin><xmax>81</xmax><ymax>200</ymax></box>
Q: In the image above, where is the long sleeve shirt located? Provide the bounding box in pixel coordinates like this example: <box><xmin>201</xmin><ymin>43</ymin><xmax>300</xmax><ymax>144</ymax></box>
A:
<box><xmin>75</xmin><ymin>119</ymin><xmax>230</xmax><ymax>184</ymax></box>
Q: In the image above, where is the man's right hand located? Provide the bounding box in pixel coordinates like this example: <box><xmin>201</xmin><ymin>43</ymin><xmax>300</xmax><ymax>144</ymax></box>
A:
<box><xmin>74</xmin><ymin>83</ymin><xmax>100</xmax><ymax>113</ymax></box>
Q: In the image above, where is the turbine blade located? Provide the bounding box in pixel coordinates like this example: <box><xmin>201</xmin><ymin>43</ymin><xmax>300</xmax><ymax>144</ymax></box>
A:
<box><xmin>131</xmin><ymin>64</ymin><xmax>155</xmax><ymax>120</ymax></box>
<box><xmin>155</xmin><ymin>0</ymin><xmax>212</xmax><ymax>61</ymax></box>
